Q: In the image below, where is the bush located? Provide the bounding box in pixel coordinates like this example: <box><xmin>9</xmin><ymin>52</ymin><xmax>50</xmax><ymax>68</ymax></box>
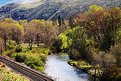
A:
<box><xmin>69</xmin><ymin>48</ymin><xmax>80</xmax><ymax>60</ymax></box>
<box><xmin>4</xmin><ymin>49</ymin><xmax>16</xmax><ymax>56</ymax></box>
<box><xmin>39</xmin><ymin>48</ymin><xmax>50</xmax><ymax>55</ymax></box>
<box><xmin>39</xmin><ymin>54</ymin><xmax>47</xmax><ymax>62</ymax></box>
<box><xmin>31</xmin><ymin>49</ymin><xmax>36</xmax><ymax>53</ymax></box>
<box><xmin>25</xmin><ymin>57</ymin><xmax>44</xmax><ymax>71</ymax></box>
<box><xmin>51</xmin><ymin>39</ymin><xmax>62</xmax><ymax>53</ymax></box>
<box><xmin>6</xmin><ymin>40</ymin><xmax>17</xmax><ymax>50</ymax></box>
<box><xmin>100</xmin><ymin>66</ymin><xmax>121</xmax><ymax>81</ymax></box>
<box><xmin>16</xmin><ymin>45</ymin><xmax>22</xmax><ymax>52</ymax></box>
<box><xmin>15</xmin><ymin>54</ymin><xmax>26</xmax><ymax>62</ymax></box>
<box><xmin>110</xmin><ymin>43</ymin><xmax>121</xmax><ymax>65</ymax></box>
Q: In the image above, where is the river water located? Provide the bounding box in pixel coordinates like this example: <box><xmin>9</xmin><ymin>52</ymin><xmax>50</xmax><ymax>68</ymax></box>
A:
<box><xmin>44</xmin><ymin>55</ymin><xmax>89</xmax><ymax>81</ymax></box>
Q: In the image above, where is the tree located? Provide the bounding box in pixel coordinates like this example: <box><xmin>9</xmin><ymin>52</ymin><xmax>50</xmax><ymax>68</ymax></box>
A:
<box><xmin>58</xmin><ymin>15</ymin><xmax>62</xmax><ymax>26</ymax></box>
<box><xmin>42</xmin><ymin>22</ymin><xmax>58</xmax><ymax>47</ymax></box>
<box><xmin>0</xmin><ymin>38</ymin><xmax>4</xmax><ymax>54</ymax></box>
<box><xmin>58</xmin><ymin>26</ymin><xmax>93</xmax><ymax>60</ymax></box>
<box><xmin>69</xmin><ymin>16</ymin><xmax>76</xmax><ymax>28</ymax></box>
<box><xmin>92</xmin><ymin>51</ymin><xmax>116</xmax><ymax>81</ymax></box>
<box><xmin>30</xmin><ymin>20</ymin><xmax>45</xmax><ymax>46</ymax></box>
<box><xmin>0</xmin><ymin>21</ymin><xmax>9</xmax><ymax>50</ymax></box>
<box><xmin>24</xmin><ymin>23</ymin><xmax>36</xmax><ymax>50</ymax></box>
<box><xmin>8</xmin><ymin>23</ymin><xmax>24</xmax><ymax>44</ymax></box>
<box><xmin>74</xmin><ymin>5</ymin><xmax>121</xmax><ymax>51</ymax></box>
<box><xmin>110</xmin><ymin>43</ymin><xmax>121</xmax><ymax>65</ymax></box>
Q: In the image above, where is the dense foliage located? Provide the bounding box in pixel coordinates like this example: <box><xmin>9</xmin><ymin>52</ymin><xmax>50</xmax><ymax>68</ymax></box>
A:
<box><xmin>62</xmin><ymin>5</ymin><xmax>121</xmax><ymax>81</ymax></box>
<box><xmin>0</xmin><ymin>4</ymin><xmax>121</xmax><ymax>81</ymax></box>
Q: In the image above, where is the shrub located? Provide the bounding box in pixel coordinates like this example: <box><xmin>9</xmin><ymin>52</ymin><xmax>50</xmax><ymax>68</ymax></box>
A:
<box><xmin>4</xmin><ymin>49</ymin><xmax>16</xmax><ymax>56</ymax></box>
<box><xmin>69</xmin><ymin>48</ymin><xmax>80</xmax><ymax>60</ymax></box>
<box><xmin>15</xmin><ymin>54</ymin><xmax>26</xmax><ymax>62</ymax></box>
<box><xmin>39</xmin><ymin>48</ymin><xmax>50</xmax><ymax>55</ymax></box>
<box><xmin>16</xmin><ymin>45</ymin><xmax>22</xmax><ymax>52</ymax></box>
<box><xmin>110</xmin><ymin>43</ymin><xmax>121</xmax><ymax>65</ymax></box>
<box><xmin>25</xmin><ymin>57</ymin><xmax>44</xmax><ymax>71</ymax></box>
<box><xmin>6</xmin><ymin>40</ymin><xmax>17</xmax><ymax>50</ymax></box>
<box><xmin>100</xmin><ymin>66</ymin><xmax>121</xmax><ymax>81</ymax></box>
<box><xmin>39</xmin><ymin>54</ymin><xmax>47</xmax><ymax>62</ymax></box>
<box><xmin>31</xmin><ymin>49</ymin><xmax>36</xmax><ymax>53</ymax></box>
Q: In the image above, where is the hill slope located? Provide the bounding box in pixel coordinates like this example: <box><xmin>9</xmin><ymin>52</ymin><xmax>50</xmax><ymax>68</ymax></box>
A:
<box><xmin>0</xmin><ymin>0</ymin><xmax>121</xmax><ymax>20</ymax></box>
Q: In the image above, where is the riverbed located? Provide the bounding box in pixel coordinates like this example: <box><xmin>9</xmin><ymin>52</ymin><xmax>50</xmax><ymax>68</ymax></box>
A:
<box><xmin>44</xmin><ymin>55</ymin><xmax>89</xmax><ymax>81</ymax></box>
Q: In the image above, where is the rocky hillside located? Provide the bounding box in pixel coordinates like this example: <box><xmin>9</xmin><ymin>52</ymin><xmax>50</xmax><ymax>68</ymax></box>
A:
<box><xmin>0</xmin><ymin>0</ymin><xmax>121</xmax><ymax>20</ymax></box>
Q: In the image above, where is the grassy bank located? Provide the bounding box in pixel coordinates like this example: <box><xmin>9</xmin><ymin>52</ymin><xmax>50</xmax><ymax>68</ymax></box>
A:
<box><xmin>0</xmin><ymin>62</ymin><xmax>29</xmax><ymax>81</ymax></box>
<box><xmin>68</xmin><ymin>60</ymin><xmax>93</xmax><ymax>73</ymax></box>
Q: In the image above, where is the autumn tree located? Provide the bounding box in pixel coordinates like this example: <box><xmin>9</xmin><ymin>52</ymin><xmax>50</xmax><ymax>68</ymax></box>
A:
<box><xmin>29</xmin><ymin>20</ymin><xmax>43</xmax><ymax>46</ymax></box>
<box><xmin>8</xmin><ymin>23</ymin><xmax>24</xmax><ymax>44</ymax></box>
<box><xmin>24</xmin><ymin>23</ymin><xmax>36</xmax><ymax>50</ymax></box>
<box><xmin>74</xmin><ymin>5</ymin><xmax>121</xmax><ymax>51</ymax></box>
<box><xmin>30</xmin><ymin>20</ymin><xmax>58</xmax><ymax>47</ymax></box>
<box><xmin>68</xmin><ymin>13</ymin><xmax>85</xmax><ymax>28</ymax></box>
<box><xmin>0</xmin><ymin>38</ymin><xmax>4</xmax><ymax>54</ymax></box>
<box><xmin>110</xmin><ymin>43</ymin><xmax>121</xmax><ymax>65</ymax></box>
<box><xmin>0</xmin><ymin>18</ymin><xmax>24</xmax><ymax>46</ymax></box>
<box><xmin>0</xmin><ymin>21</ymin><xmax>10</xmax><ymax>50</ymax></box>
<box><xmin>43</xmin><ymin>22</ymin><xmax>58</xmax><ymax>47</ymax></box>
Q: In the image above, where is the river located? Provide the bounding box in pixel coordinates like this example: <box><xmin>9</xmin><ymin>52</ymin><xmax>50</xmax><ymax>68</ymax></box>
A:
<box><xmin>44</xmin><ymin>55</ymin><xmax>89</xmax><ymax>81</ymax></box>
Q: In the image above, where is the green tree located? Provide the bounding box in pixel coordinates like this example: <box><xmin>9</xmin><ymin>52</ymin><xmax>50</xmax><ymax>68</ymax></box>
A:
<box><xmin>75</xmin><ymin>5</ymin><xmax>121</xmax><ymax>51</ymax></box>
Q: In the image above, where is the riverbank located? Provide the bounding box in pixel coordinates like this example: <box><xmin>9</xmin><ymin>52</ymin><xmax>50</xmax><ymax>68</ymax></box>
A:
<box><xmin>68</xmin><ymin>60</ymin><xmax>92</xmax><ymax>73</ymax></box>
<box><xmin>57</xmin><ymin>53</ymin><xmax>93</xmax><ymax>75</ymax></box>
<box><xmin>44</xmin><ymin>55</ymin><xmax>89</xmax><ymax>81</ymax></box>
<box><xmin>67</xmin><ymin>57</ymin><xmax>121</xmax><ymax>81</ymax></box>
<box><xmin>67</xmin><ymin>59</ymin><xmax>103</xmax><ymax>81</ymax></box>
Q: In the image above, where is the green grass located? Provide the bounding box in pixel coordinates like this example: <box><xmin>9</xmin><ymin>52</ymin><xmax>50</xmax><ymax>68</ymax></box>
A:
<box><xmin>68</xmin><ymin>59</ymin><xmax>102</xmax><ymax>77</ymax></box>
<box><xmin>68</xmin><ymin>60</ymin><xmax>92</xmax><ymax>71</ymax></box>
<box><xmin>0</xmin><ymin>64</ymin><xmax>29</xmax><ymax>81</ymax></box>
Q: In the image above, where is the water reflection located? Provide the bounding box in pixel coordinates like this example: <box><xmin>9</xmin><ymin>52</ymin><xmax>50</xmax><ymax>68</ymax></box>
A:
<box><xmin>44</xmin><ymin>55</ymin><xmax>89</xmax><ymax>81</ymax></box>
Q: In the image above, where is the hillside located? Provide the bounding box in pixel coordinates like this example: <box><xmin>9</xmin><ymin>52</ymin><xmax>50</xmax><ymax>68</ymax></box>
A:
<box><xmin>0</xmin><ymin>0</ymin><xmax>121</xmax><ymax>20</ymax></box>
